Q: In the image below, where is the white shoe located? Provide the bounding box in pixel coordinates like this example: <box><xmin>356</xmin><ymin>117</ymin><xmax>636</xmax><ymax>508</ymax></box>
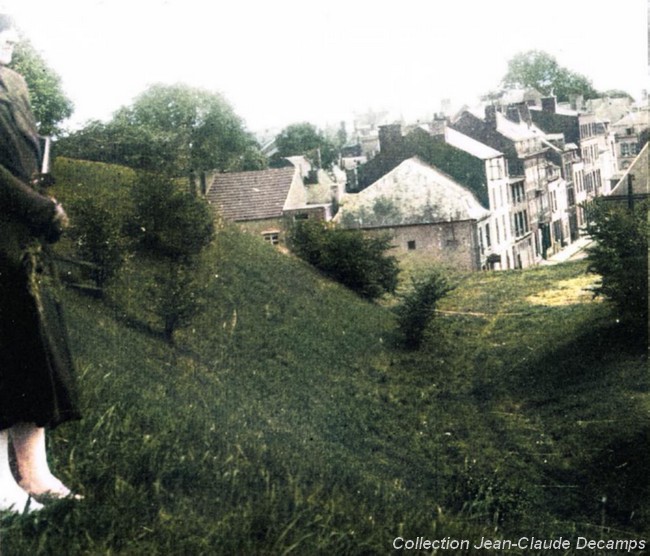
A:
<box><xmin>0</xmin><ymin>486</ymin><xmax>44</xmax><ymax>514</ymax></box>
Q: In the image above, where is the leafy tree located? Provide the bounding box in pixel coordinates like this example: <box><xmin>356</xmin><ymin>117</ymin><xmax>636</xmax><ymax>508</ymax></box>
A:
<box><xmin>585</xmin><ymin>199</ymin><xmax>648</xmax><ymax>328</ymax></box>
<box><xmin>601</xmin><ymin>89</ymin><xmax>634</xmax><ymax>100</ymax></box>
<box><xmin>288</xmin><ymin>220</ymin><xmax>399</xmax><ymax>300</ymax></box>
<box><xmin>394</xmin><ymin>270</ymin><xmax>454</xmax><ymax>350</ymax></box>
<box><xmin>56</xmin><ymin>118</ymin><xmax>165</xmax><ymax>169</ymax></box>
<box><xmin>502</xmin><ymin>50</ymin><xmax>598</xmax><ymax>102</ymax></box>
<box><xmin>274</xmin><ymin>122</ymin><xmax>338</xmax><ymax>169</ymax></box>
<box><xmin>129</xmin><ymin>172</ymin><xmax>215</xmax><ymax>261</ymax></box>
<box><xmin>10</xmin><ymin>39</ymin><xmax>74</xmax><ymax>135</ymax></box>
<box><xmin>129</xmin><ymin>172</ymin><xmax>216</xmax><ymax>343</ymax></box>
<box><xmin>57</xmin><ymin>84</ymin><xmax>265</xmax><ymax>176</ymax></box>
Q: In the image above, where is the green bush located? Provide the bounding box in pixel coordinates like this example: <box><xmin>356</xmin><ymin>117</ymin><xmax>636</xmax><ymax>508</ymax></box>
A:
<box><xmin>129</xmin><ymin>172</ymin><xmax>215</xmax><ymax>261</ymax></box>
<box><xmin>52</xmin><ymin>157</ymin><xmax>137</xmax><ymax>290</ymax></box>
<box><xmin>65</xmin><ymin>192</ymin><xmax>131</xmax><ymax>289</ymax></box>
<box><xmin>288</xmin><ymin>220</ymin><xmax>399</xmax><ymax>300</ymax></box>
<box><xmin>394</xmin><ymin>269</ymin><xmax>454</xmax><ymax>349</ymax></box>
<box><xmin>585</xmin><ymin>199</ymin><xmax>648</xmax><ymax>327</ymax></box>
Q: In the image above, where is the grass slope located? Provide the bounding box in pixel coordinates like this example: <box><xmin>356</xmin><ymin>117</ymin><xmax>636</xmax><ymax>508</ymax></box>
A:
<box><xmin>1</xmin><ymin>227</ymin><xmax>647</xmax><ymax>555</ymax></box>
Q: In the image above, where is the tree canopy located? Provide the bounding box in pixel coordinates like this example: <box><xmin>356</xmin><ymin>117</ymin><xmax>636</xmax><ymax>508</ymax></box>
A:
<box><xmin>10</xmin><ymin>39</ymin><xmax>74</xmax><ymax>135</ymax></box>
<box><xmin>273</xmin><ymin>122</ymin><xmax>338</xmax><ymax>169</ymax></box>
<box><xmin>57</xmin><ymin>83</ymin><xmax>266</xmax><ymax>176</ymax></box>
<box><xmin>501</xmin><ymin>50</ymin><xmax>599</xmax><ymax>102</ymax></box>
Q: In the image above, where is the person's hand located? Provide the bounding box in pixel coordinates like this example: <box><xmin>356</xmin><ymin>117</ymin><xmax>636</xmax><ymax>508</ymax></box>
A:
<box><xmin>43</xmin><ymin>200</ymin><xmax>69</xmax><ymax>243</ymax></box>
<box><xmin>52</xmin><ymin>202</ymin><xmax>69</xmax><ymax>230</ymax></box>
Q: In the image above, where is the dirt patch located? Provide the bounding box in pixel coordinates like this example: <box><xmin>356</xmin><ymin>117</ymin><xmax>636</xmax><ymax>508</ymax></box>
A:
<box><xmin>527</xmin><ymin>275</ymin><xmax>602</xmax><ymax>306</ymax></box>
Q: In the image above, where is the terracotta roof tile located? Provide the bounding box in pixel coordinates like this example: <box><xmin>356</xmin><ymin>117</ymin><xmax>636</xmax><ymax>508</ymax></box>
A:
<box><xmin>206</xmin><ymin>167</ymin><xmax>297</xmax><ymax>221</ymax></box>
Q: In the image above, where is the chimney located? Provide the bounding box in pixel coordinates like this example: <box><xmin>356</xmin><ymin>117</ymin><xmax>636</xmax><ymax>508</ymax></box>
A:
<box><xmin>430</xmin><ymin>114</ymin><xmax>448</xmax><ymax>137</ymax></box>
<box><xmin>378</xmin><ymin>124</ymin><xmax>403</xmax><ymax>154</ymax></box>
<box><xmin>569</xmin><ymin>94</ymin><xmax>584</xmax><ymax>111</ymax></box>
<box><xmin>541</xmin><ymin>97</ymin><xmax>557</xmax><ymax>114</ymax></box>
<box><xmin>516</xmin><ymin>102</ymin><xmax>532</xmax><ymax>125</ymax></box>
<box><xmin>485</xmin><ymin>105</ymin><xmax>497</xmax><ymax>129</ymax></box>
<box><xmin>506</xmin><ymin>105</ymin><xmax>521</xmax><ymax>123</ymax></box>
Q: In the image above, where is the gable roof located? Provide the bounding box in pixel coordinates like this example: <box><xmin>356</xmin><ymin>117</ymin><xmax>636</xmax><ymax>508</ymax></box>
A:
<box><xmin>445</xmin><ymin>127</ymin><xmax>503</xmax><ymax>159</ymax></box>
<box><xmin>610</xmin><ymin>142</ymin><xmax>649</xmax><ymax>196</ymax></box>
<box><xmin>495</xmin><ymin>111</ymin><xmax>546</xmax><ymax>142</ymax></box>
<box><xmin>586</xmin><ymin>97</ymin><xmax>634</xmax><ymax>123</ymax></box>
<box><xmin>337</xmin><ymin>157</ymin><xmax>489</xmax><ymax>227</ymax></box>
<box><xmin>206</xmin><ymin>167</ymin><xmax>298</xmax><ymax>221</ymax></box>
<box><xmin>461</xmin><ymin>106</ymin><xmax>547</xmax><ymax>142</ymax></box>
<box><xmin>611</xmin><ymin>110</ymin><xmax>650</xmax><ymax>130</ymax></box>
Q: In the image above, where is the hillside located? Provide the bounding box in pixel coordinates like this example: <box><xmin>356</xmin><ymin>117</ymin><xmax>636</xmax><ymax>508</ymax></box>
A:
<box><xmin>1</xmin><ymin>222</ymin><xmax>647</xmax><ymax>554</ymax></box>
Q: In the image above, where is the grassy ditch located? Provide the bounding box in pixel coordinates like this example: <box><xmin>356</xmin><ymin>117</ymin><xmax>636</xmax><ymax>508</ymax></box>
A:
<box><xmin>1</xmin><ymin>222</ymin><xmax>647</xmax><ymax>554</ymax></box>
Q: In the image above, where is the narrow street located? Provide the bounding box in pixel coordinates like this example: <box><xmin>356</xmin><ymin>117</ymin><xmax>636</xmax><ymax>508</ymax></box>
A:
<box><xmin>541</xmin><ymin>236</ymin><xmax>593</xmax><ymax>265</ymax></box>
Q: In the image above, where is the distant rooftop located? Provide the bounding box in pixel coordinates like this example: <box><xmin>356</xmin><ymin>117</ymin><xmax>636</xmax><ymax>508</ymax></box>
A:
<box><xmin>495</xmin><ymin>112</ymin><xmax>547</xmax><ymax>142</ymax></box>
<box><xmin>445</xmin><ymin>127</ymin><xmax>503</xmax><ymax>160</ymax></box>
<box><xmin>337</xmin><ymin>157</ymin><xmax>489</xmax><ymax>226</ymax></box>
<box><xmin>610</xmin><ymin>142</ymin><xmax>649</xmax><ymax>196</ymax></box>
<box><xmin>207</xmin><ymin>167</ymin><xmax>298</xmax><ymax>221</ymax></box>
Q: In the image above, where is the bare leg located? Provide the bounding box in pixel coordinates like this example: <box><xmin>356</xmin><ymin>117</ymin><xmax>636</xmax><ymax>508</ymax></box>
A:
<box><xmin>0</xmin><ymin>429</ymin><xmax>42</xmax><ymax>512</ymax></box>
<box><xmin>10</xmin><ymin>423</ymin><xmax>72</xmax><ymax>498</ymax></box>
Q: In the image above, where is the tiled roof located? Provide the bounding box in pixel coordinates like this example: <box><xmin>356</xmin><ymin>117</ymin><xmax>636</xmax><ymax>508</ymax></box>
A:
<box><xmin>495</xmin><ymin>112</ymin><xmax>546</xmax><ymax>141</ymax></box>
<box><xmin>445</xmin><ymin>127</ymin><xmax>502</xmax><ymax>159</ymax></box>
<box><xmin>206</xmin><ymin>167</ymin><xmax>297</xmax><ymax>221</ymax></box>
<box><xmin>337</xmin><ymin>157</ymin><xmax>489</xmax><ymax>226</ymax></box>
<box><xmin>612</xmin><ymin>111</ymin><xmax>650</xmax><ymax>129</ymax></box>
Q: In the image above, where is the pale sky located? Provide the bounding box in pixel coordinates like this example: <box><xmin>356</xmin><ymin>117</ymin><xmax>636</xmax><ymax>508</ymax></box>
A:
<box><xmin>4</xmin><ymin>0</ymin><xmax>649</xmax><ymax>134</ymax></box>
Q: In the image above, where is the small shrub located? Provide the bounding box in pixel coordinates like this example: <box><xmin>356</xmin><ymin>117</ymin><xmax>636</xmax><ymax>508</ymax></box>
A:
<box><xmin>66</xmin><ymin>192</ymin><xmax>130</xmax><ymax>289</ymax></box>
<box><xmin>288</xmin><ymin>220</ymin><xmax>399</xmax><ymax>300</ymax></box>
<box><xmin>585</xmin><ymin>199</ymin><xmax>648</xmax><ymax>327</ymax></box>
<box><xmin>394</xmin><ymin>269</ymin><xmax>454</xmax><ymax>349</ymax></box>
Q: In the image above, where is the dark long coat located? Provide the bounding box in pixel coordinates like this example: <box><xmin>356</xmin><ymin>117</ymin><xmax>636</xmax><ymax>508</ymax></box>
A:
<box><xmin>0</xmin><ymin>66</ymin><xmax>80</xmax><ymax>430</ymax></box>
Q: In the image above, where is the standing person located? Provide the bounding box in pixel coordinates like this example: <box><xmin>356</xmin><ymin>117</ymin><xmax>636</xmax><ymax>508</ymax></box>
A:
<box><xmin>0</xmin><ymin>13</ymin><xmax>81</xmax><ymax>513</ymax></box>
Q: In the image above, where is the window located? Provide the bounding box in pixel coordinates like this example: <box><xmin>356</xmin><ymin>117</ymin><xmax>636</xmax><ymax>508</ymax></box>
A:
<box><xmin>511</xmin><ymin>182</ymin><xmax>525</xmax><ymax>204</ymax></box>
<box><xmin>407</xmin><ymin>240</ymin><xmax>416</xmax><ymax>251</ymax></box>
<box><xmin>553</xmin><ymin>220</ymin><xmax>563</xmax><ymax>245</ymax></box>
<box><xmin>621</xmin><ymin>142</ymin><xmax>638</xmax><ymax>157</ymax></box>
<box><xmin>488</xmin><ymin>158</ymin><xmax>502</xmax><ymax>180</ymax></box>
<box><xmin>262</xmin><ymin>231</ymin><xmax>280</xmax><ymax>245</ymax></box>
<box><xmin>567</xmin><ymin>187</ymin><xmax>576</xmax><ymax>206</ymax></box>
<box><xmin>485</xmin><ymin>223</ymin><xmax>491</xmax><ymax>248</ymax></box>
<box><xmin>513</xmin><ymin>210</ymin><xmax>529</xmax><ymax>238</ymax></box>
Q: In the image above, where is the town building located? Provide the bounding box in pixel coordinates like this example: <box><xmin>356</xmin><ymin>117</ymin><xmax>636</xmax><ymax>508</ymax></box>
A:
<box><xmin>335</xmin><ymin>157</ymin><xmax>489</xmax><ymax>270</ymax></box>
<box><xmin>206</xmin><ymin>163</ymin><xmax>332</xmax><ymax>246</ymax></box>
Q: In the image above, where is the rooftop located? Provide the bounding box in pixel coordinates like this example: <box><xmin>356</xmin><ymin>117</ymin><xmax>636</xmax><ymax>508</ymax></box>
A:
<box><xmin>206</xmin><ymin>166</ymin><xmax>298</xmax><ymax>221</ymax></box>
<box><xmin>337</xmin><ymin>157</ymin><xmax>489</xmax><ymax>227</ymax></box>
<box><xmin>445</xmin><ymin>127</ymin><xmax>503</xmax><ymax>160</ymax></box>
<box><xmin>610</xmin><ymin>142</ymin><xmax>649</xmax><ymax>196</ymax></box>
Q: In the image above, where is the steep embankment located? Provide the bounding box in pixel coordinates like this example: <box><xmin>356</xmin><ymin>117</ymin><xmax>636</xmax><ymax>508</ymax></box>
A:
<box><xmin>2</xmin><ymin>212</ymin><xmax>647</xmax><ymax>554</ymax></box>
